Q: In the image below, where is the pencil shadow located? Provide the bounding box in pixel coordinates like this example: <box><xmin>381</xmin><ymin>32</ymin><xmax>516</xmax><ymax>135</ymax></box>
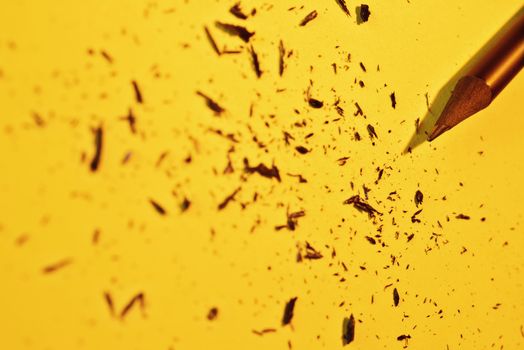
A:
<box><xmin>355</xmin><ymin>6</ymin><xmax>366</xmax><ymax>24</ymax></box>
<box><xmin>403</xmin><ymin>6</ymin><xmax>524</xmax><ymax>153</ymax></box>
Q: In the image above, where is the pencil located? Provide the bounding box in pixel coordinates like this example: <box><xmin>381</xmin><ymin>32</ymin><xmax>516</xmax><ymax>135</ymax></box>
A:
<box><xmin>428</xmin><ymin>7</ymin><xmax>524</xmax><ymax>142</ymax></box>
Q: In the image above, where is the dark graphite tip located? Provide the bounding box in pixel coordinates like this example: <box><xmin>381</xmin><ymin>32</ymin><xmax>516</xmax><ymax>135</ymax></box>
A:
<box><xmin>427</xmin><ymin>124</ymin><xmax>451</xmax><ymax>142</ymax></box>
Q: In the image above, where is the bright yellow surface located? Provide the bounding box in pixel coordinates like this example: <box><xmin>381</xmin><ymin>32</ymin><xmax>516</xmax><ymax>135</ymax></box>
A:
<box><xmin>1</xmin><ymin>1</ymin><xmax>523</xmax><ymax>349</ymax></box>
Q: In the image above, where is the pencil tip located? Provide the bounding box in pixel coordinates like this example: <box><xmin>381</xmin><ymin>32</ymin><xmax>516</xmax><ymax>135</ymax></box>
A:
<box><xmin>427</xmin><ymin>124</ymin><xmax>450</xmax><ymax>142</ymax></box>
<box><xmin>428</xmin><ymin>76</ymin><xmax>492</xmax><ymax>141</ymax></box>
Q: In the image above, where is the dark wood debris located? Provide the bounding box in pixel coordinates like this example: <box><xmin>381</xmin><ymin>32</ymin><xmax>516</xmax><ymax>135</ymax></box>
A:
<box><xmin>282</xmin><ymin>297</ymin><xmax>298</xmax><ymax>325</ymax></box>
<box><xmin>249</xmin><ymin>45</ymin><xmax>262</xmax><ymax>78</ymax></box>
<box><xmin>218</xmin><ymin>187</ymin><xmax>241</xmax><ymax>210</ymax></box>
<box><xmin>308</xmin><ymin>98</ymin><xmax>324</xmax><ymax>108</ymax></box>
<box><xmin>343</xmin><ymin>195</ymin><xmax>381</xmax><ymax>218</ymax></box>
<box><xmin>367</xmin><ymin>124</ymin><xmax>378</xmax><ymax>140</ymax></box>
<box><xmin>411</xmin><ymin>209</ymin><xmax>422</xmax><ymax>223</ymax></box>
<box><xmin>196</xmin><ymin>91</ymin><xmax>225</xmax><ymax>116</ymax></box>
<box><xmin>204</xmin><ymin>26</ymin><xmax>221</xmax><ymax>55</ymax></box>
<box><xmin>414</xmin><ymin>190</ymin><xmax>423</xmax><ymax>206</ymax></box>
<box><xmin>276</xmin><ymin>210</ymin><xmax>306</xmax><ymax>231</ymax></box>
<box><xmin>358</xmin><ymin>4</ymin><xmax>370</xmax><ymax>23</ymax></box>
<box><xmin>390</xmin><ymin>92</ymin><xmax>397</xmax><ymax>109</ymax></box>
<box><xmin>393</xmin><ymin>288</ymin><xmax>400</xmax><ymax>306</ymax></box>
<box><xmin>149</xmin><ymin>199</ymin><xmax>167</xmax><ymax>215</ymax></box>
<box><xmin>299</xmin><ymin>10</ymin><xmax>318</xmax><ymax>26</ymax></box>
<box><xmin>229</xmin><ymin>3</ymin><xmax>249</xmax><ymax>20</ymax></box>
<box><xmin>252</xmin><ymin>328</ymin><xmax>277</xmax><ymax>336</ymax></box>
<box><xmin>120</xmin><ymin>292</ymin><xmax>145</xmax><ymax>319</ymax></box>
<box><xmin>304</xmin><ymin>241</ymin><xmax>323</xmax><ymax>259</ymax></box>
<box><xmin>244</xmin><ymin>158</ymin><xmax>281</xmax><ymax>181</ymax></box>
<box><xmin>336</xmin><ymin>0</ymin><xmax>351</xmax><ymax>16</ymax></box>
<box><xmin>342</xmin><ymin>314</ymin><xmax>355</xmax><ymax>345</ymax></box>
<box><xmin>215</xmin><ymin>22</ymin><xmax>254</xmax><ymax>42</ymax></box>
<box><xmin>279</xmin><ymin>40</ymin><xmax>286</xmax><ymax>76</ymax></box>
<box><xmin>456</xmin><ymin>214</ymin><xmax>470</xmax><ymax>220</ymax></box>
<box><xmin>131</xmin><ymin>80</ymin><xmax>143</xmax><ymax>104</ymax></box>
<box><xmin>89</xmin><ymin>125</ymin><xmax>103</xmax><ymax>172</ymax></box>
<box><xmin>42</xmin><ymin>258</ymin><xmax>73</xmax><ymax>274</ymax></box>
<box><xmin>207</xmin><ymin>307</ymin><xmax>219</xmax><ymax>320</ymax></box>
<box><xmin>295</xmin><ymin>146</ymin><xmax>309</xmax><ymax>154</ymax></box>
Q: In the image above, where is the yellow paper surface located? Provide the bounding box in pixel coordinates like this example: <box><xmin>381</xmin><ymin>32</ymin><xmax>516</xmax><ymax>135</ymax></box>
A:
<box><xmin>1</xmin><ymin>1</ymin><xmax>523</xmax><ymax>349</ymax></box>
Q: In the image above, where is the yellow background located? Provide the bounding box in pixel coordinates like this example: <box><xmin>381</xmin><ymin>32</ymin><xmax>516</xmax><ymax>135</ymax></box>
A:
<box><xmin>1</xmin><ymin>1</ymin><xmax>523</xmax><ymax>349</ymax></box>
